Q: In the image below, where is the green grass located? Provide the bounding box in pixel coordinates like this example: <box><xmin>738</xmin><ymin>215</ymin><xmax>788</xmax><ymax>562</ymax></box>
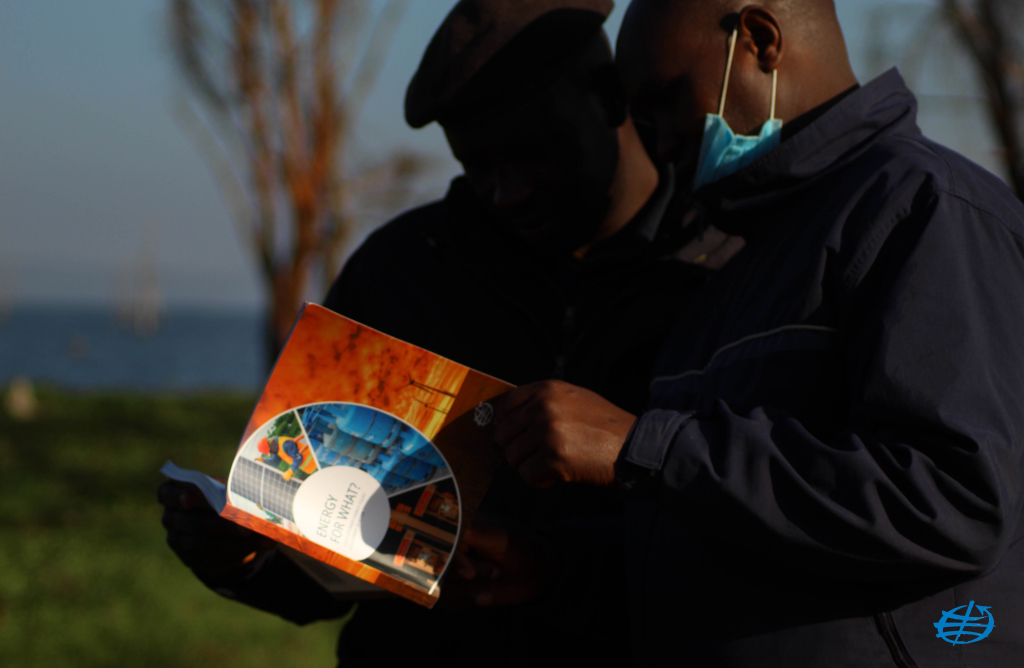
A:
<box><xmin>0</xmin><ymin>389</ymin><xmax>347</xmax><ymax>668</ymax></box>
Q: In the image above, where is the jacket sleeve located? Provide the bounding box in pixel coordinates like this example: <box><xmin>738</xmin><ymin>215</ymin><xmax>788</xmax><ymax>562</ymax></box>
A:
<box><xmin>620</xmin><ymin>193</ymin><xmax>1024</xmax><ymax>585</ymax></box>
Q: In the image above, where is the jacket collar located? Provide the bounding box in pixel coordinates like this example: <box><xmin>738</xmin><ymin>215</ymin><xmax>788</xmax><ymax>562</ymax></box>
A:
<box><xmin>694</xmin><ymin>68</ymin><xmax>922</xmax><ymax>238</ymax></box>
<box><xmin>441</xmin><ymin>164</ymin><xmax>677</xmax><ymax>268</ymax></box>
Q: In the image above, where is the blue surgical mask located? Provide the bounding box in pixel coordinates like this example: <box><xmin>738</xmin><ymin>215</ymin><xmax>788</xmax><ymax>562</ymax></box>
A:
<box><xmin>693</xmin><ymin>28</ymin><xmax>782</xmax><ymax>190</ymax></box>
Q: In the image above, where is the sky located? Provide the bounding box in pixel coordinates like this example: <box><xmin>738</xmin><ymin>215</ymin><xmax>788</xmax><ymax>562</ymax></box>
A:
<box><xmin>0</xmin><ymin>0</ymin><xmax>1004</xmax><ymax>310</ymax></box>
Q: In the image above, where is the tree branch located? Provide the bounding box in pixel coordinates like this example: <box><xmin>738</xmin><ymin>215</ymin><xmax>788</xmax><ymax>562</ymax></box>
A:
<box><xmin>944</xmin><ymin>0</ymin><xmax>1024</xmax><ymax>196</ymax></box>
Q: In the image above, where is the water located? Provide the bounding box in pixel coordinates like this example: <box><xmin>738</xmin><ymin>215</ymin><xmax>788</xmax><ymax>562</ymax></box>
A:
<box><xmin>0</xmin><ymin>306</ymin><xmax>266</xmax><ymax>391</ymax></box>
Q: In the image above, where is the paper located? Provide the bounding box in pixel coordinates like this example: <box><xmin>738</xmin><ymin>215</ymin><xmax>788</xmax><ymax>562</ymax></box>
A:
<box><xmin>163</xmin><ymin>304</ymin><xmax>513</xmax><ymax>608</ymax></box>
<box><xmin>160</xmin><ymin>460</ymin><xmax>227</xmax><ymax>513</ymax></box>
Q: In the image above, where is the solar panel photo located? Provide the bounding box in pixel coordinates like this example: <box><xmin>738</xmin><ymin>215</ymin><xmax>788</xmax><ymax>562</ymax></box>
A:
<box><xmin>229</xmin><ymin>457</ymin><xmax>302</xmax><ymax>523</ymax></box>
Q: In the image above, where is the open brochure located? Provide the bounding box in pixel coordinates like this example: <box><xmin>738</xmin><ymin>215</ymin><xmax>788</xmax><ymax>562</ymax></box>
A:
<box><xmin>163</xmin><ymin>303</ymin><xmax>514</xmax><ymax>608</ymax></box>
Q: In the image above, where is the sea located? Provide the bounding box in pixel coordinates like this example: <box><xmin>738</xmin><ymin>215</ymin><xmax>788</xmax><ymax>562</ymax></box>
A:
<box><xmin>0</xmin><ymin>306</ymin><xmax>266</xmax><ymax>391</ymax></box>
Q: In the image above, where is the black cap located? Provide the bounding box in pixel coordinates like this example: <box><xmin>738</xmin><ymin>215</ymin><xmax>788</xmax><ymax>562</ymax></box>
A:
<box><xmin>405</xmin><ymin>0</ymin><xmax>614</xmax><ymax>129</ymax></box>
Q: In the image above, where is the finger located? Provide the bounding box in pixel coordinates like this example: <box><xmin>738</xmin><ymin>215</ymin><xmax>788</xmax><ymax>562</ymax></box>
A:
<box><xmin>517</xmin><ymin>452</ymin><xmax>561</xmax><ymax>489</ymax></box>
<box><xmin>450</xmin><ymin>550</ymin><xmax>476</xmax><ymax>580</ymax></box>
<box><xmin>173</xmin><ymin>549</ymin><xmax>258</xmax><ymax>574</ymax></box>
<box><xmin>166</xmin><ymin>531</ymin><xmax>261</xmax><ymax>563</ymax></box>
<box><xmin>503</xmin><ymin>428</ymin><xmax>543</xmax><ymax>470</ymax></box>
<box><xmin>161</xmin><ymin>507</ymin><xmax>254</xmax><ymax>537</ymax></box>
<box><xmin>461</xmin><ymin>524</ymin><xmax>510</xmax><ymax>563</ymax></box>
<box><xmin>450</xmin><ymin>551</ymin><xmax>501</xmax><ymax>581</ymax></box>
<box><xmin>158</xmin><ymin>480</ymin><xmax>211</xmax><ymax>511</ymax></box>
<box><xmin>503</xmin><ymin>415</ymin><xmax>560</xmax><ymax>468</ymax></box>
<box><xmin>493</xmin><ymin>396</ymin><xmax>548</xmax><ymax>449</ymax></box>
<box><xmin>157</xmin><ymin>480</ymin><xmax>189</xmax><ymax>508</ymax></box>
<box><xmin>491</xmin><ymin>382</ymin><xmax>552</xmax><ymax>422</ymax></box>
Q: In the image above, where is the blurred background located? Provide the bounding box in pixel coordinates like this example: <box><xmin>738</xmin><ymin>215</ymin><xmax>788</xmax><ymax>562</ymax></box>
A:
<box><xmin>0</xmin><ymin>1</ymin><xmax>1019</xmax><ymax>666</ymax></box>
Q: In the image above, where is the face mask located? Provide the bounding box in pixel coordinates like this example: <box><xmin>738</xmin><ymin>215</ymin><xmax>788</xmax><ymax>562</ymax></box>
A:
<box><xmin>693</xmin><ymin>28</ymin><xmax>782</xmax><ymax>190</ymax></box>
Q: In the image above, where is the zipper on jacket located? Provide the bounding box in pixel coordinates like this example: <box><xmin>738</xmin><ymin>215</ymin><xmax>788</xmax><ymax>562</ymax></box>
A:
<box><xmin>874</xmin><ymin>612</ymin><xmax>918</xmax><ymax>668</ymax></box>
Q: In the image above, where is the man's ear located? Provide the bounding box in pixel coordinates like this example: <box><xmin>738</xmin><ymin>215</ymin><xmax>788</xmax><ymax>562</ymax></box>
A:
<box><xmin>593</xmin><ymin>62</ymin><xmax>628</xmax><ymax>128</ymax></box>
<box><xmin>739</xmin><ymin>6</ymin><xmax>783</xmax><ymax>73</ymax></box>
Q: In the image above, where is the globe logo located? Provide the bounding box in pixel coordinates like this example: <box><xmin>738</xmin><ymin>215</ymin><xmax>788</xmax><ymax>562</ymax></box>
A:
<box><xmin>473</xmin><ymin>402</ymin><xmax>494</xmax><ymax>427</ymax></box>
<box><xmin>934</xmin><ymin>601</ymin><xmax>994</xmax><ymax>645</ymax></box>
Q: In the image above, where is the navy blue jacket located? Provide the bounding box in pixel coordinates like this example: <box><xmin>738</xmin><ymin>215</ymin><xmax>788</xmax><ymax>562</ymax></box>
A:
<box><xmin>618</xmin><ymin>70</ymin><xmax>1024</xmax><ymax>667</ymax></box>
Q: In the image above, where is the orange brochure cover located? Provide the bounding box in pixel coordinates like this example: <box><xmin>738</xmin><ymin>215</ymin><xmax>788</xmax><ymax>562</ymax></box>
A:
<box><xmin>222</xmin><ymin>303</ymin><xmax>513</xmax><ymax>608</ymax></box>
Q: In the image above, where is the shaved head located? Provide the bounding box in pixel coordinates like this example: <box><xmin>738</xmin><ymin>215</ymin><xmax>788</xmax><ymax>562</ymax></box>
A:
<box><xmin>641</xmin><ymin>0</ymin><xmax>842</xmax><ymax>52</ymax></box>
<box><xmin>632</xmin><ymin>0</ymin><xmax>840</xmax><ymax>31</ymax></box>
<box><xmin>617</xmin><ymin>0</ymin><xmax>855</xmax><ymax>178</ymax></box>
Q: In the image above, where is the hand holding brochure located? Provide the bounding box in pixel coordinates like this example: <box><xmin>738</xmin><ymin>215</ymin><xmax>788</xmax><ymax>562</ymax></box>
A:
<box><xmin>163</xmin><ymin>304</ymin><xmax>513</xmax><ymax>608</ymax></box>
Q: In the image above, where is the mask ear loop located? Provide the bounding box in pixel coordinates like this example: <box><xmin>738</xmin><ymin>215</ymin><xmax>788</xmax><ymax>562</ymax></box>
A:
<box><xmin>720</xmin><ymin>27</ymin><xmax>780</xmax><ymax>123</ymax></box>
<box><xmin>718</xmin><ymin>27</ymin><xmax>739</xmax><ymax>117</ymax></box>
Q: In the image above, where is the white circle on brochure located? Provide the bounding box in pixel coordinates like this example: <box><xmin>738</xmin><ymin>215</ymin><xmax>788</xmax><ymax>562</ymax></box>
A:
<box><xmin>292</xmin><ymin>466</ymin><xmax>390</xmax><ymax>562</ymax></box>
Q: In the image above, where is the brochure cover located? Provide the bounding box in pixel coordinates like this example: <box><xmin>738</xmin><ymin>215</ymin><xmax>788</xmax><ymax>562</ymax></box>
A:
<box><xmin>163</xmin><ymin>303</ymin><xmax>514</xmax><ymax>608</ymax></box>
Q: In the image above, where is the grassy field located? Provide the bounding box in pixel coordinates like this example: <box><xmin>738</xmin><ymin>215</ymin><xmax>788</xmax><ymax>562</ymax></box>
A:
<box><xmin>0</xmin><ymin>389</ymin><xmax>348</xmax><ymax>668</ymax></box>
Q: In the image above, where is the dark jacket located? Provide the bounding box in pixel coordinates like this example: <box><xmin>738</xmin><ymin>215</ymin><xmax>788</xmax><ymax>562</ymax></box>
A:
<box><xmin>618</xmin><ymin>69</ymin><xmax>1024</xmax><ymax>667</ymax></box>
<box><xmin>205</xmin><ymin>170</ymin><xmax>715</xmax><ymax>667</ymax></box>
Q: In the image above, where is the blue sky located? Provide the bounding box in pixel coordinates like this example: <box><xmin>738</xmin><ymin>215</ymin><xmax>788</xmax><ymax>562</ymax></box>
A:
<box><xmin>0</xmin><ymin>0</ymin><xmax>1000</xmax><ymax>309</ymax></box>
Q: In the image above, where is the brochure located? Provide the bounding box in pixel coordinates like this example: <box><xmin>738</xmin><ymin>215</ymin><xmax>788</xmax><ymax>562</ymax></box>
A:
<box><xmin>162</xmin><ymin>303</ymin><xmax>514</xmax><ymax>608</ymax></box>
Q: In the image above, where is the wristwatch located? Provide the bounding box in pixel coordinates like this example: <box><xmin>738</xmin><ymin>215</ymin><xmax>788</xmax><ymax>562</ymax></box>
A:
<box><xmin>613</xmin><ymin>418</ymin><xmax>661</xmax><ymax>499</ymax></box>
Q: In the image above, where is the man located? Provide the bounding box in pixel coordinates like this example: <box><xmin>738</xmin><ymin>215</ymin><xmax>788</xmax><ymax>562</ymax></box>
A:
<box><xmin>485</xmin><ymin>1</ymin><xmax>1024</xmax><ymax>666</ymax></box>
<box><xmin>256</xmin><ymin>434</ymin><xmax>314</xmax><ymax>482</ymax></box>
<box><xmin>158</xmin><ymin>1</ymin><xmax>722</xmax><ymax>666</ymax></box>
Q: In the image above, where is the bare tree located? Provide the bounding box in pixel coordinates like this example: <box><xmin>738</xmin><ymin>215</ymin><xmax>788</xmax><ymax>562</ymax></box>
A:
<box><xmin>867</xmin><ymin>0</ymin><xmax>1024</xmax><ymax>198</ymax></box>
<box><xmin>942</xmin><ymin>0</ymin><xmax>1024</xmax><ymax>196</ymax></box>
<box><xmin>169</xmin><ymin>0</ymin><xmax>425</xmax><ymax>364</ymax></box>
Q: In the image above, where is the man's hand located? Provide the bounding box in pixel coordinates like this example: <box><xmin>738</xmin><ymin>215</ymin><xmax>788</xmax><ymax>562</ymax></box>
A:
<box><xmin>492</xmin><ymin>380</ymin><xmax>636</xmax><ymax>489</ymax></box>
<box><xmin>158</xmin><ymin>479</ymin><xmax>273</xmax><ymax>576</ymax></box>
<box><xmin>442</xmin><ymin>518</ymin><xmax>556</xmax><ymax>609</ymax></box>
